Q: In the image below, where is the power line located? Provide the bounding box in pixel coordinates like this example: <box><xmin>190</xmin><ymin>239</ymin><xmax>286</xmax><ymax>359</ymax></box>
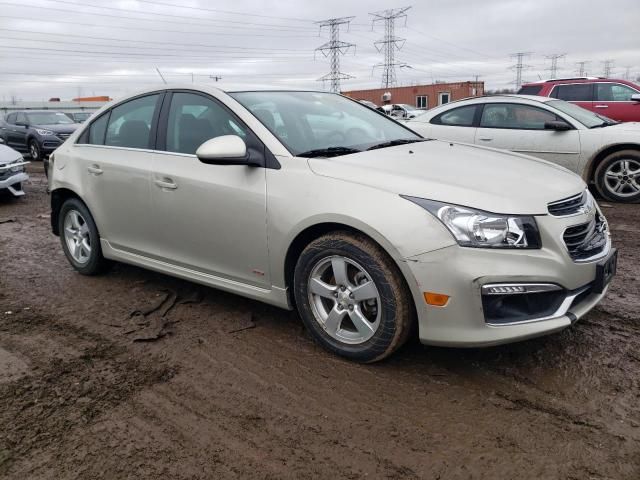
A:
<box><xmin>315</xmin><ymin>17</ymin><xmax>356</xmax><ymax>93</ymax></box>
<box><xmin>545</xmin><ymin>53</ymin><xmax>565</xmax><ymax>80</ymax></box>
<box><xmin>370</xmin><ymin>6</ymin><xmax>411</xmax><ymax>88</ymax></box>
<box><xmin>510</xmin><ymin>52</ymin><xmax>532</xmax><ymax>89</ymax></box>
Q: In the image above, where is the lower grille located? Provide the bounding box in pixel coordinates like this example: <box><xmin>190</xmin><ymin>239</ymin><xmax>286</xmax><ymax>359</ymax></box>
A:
<box><xmin>563</xmin><ymin>214</ymin><xmax>608</xmax><ymax>261</ymax></box>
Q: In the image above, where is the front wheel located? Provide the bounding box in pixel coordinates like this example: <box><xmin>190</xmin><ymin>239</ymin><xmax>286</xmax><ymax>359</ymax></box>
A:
<box><xmin>29</xmin><ymin>140</ymin><xmax>42</xmax><ymax>161</ymax></box>
<box><xmin>594</xmin><ymin>150</ymin><xmax>640</xmax><ymax>203</ymax></box>
<box><xmin>293</xmin><ymin>231</ymin><xmax>414</xmax><ymax>363</ymax></box>
<box><xmin>59</xmin><ymin>198</ymin><xmax>109</xmax><ymax>275</ymax></box>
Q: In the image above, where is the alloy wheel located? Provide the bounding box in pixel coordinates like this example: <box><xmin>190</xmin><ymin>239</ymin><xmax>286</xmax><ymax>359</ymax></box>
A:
<box><xmin>604</xmin><ymin>158</ymin><xmax>640</xmax><ymax>198</ymax></box>
<box><xmin>63</xmin><ymin>210</ymin><xmax>92</xmax><ymax>264</ymax></box>
<box><xmin>307</xmin><ymin>255</ymin><xmax>381</xmax><ymax>345</ymax></box>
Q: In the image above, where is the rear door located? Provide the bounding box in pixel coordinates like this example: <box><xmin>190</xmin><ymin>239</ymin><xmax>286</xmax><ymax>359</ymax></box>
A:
<box><xmin>550</xmin><ymin>83</ymin><xmax>594</xmax><ymax>112</ymax></box>
<box><xmin>474</xmin><ymin>102</ymin><xmax>581</xmax><ymax>172</ymax></box>
<box><xmin>149</xmin><ymin>90</ymin><xmax>270</xmax><ymax>287</ymax></box>
<box><xmin>425</xmin><ymin>104</ymin><xmax>479</xmax><ymax>143</ymax></box>
<box><xmin>75</xmin><ymin>92</ymin><xmax>163</xmax><ymax>254</ymax></box>
<box><xmin>593</xmin><ymin>82</ymin><xmax>640</xmax><ymax>122</ymax></box>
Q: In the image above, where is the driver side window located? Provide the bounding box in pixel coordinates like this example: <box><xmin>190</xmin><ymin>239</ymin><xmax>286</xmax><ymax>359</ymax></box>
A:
<box><xmin>165</xmin><ymin>92</ymin><xmax>248</xmax><ymax>155</ymax></box>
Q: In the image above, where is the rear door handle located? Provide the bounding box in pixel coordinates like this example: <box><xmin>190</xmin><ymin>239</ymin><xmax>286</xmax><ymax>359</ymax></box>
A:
<box><xmin>154</xmin><ymin>178</ymin><xmax>178</xmax><ymax>190</ymax></box>
<box><xmin>87</xmin><ymin>165</ymin><xmax>103</xmax><ymax>175</ymax></box>
<box><xmin>594</xmin><ymin>105</ymin><xmax>609</xmax><ymax>108</ymax></box>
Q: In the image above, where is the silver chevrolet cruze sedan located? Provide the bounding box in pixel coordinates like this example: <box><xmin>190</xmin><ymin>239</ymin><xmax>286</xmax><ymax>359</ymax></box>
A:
<box><xmin>48</xmin><ymin>86</ymin><xmax>616</xmax><ymax>362</ymax></box>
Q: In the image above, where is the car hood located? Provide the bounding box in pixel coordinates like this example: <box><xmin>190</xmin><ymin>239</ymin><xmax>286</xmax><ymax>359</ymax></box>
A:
<box><xmin>35</xmin><ymin>123</ymin><xmax>79</xmax><ymax>134</ymax></box>
<box><xmin>308</xmin><ymin>140</ymin><xmax>585</xmax><ymax>215</ymax></box>
<box><xmin>602</xmin><ymin>121</ymin><xmax>640</xmax><ymax>132</ymax></box>
<box><xmin>0</xmin><ymin>144</ymin><xmax>23</xmax><ymax>164</ymax></box>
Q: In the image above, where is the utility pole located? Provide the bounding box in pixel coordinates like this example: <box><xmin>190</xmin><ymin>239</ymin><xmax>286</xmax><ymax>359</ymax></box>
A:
<box><xmin>314</xmin><ymin>16</ymin><xmax>356</xmax><ymax>93</ymax></box>
<box><xmin>602</xmin><ymin>60</ymin><xmax>614</xmax><ymax>78</ymax></box>
<box><xmin>575</xmin><ymin>61</ymin><xmax>589</xmax><ymax>77</ymax></box>
<box><xmin>510</xmin><ymin>52</ymin><xmax>532</xmax><ymax>89</ymax></box>
<box><xmin>155</xmin><ymin>67</ymin><xmax>167</xmax><ymax>84</ymax></box>
<box><xmin>370</xmin><ymin>6</ymin><xmax>411</xmax><ymax>88</ymax></box>
<box><xmin>545</xmin><ymin>53</ymin><xmax>565</xmax><ymax>79</ymax></box>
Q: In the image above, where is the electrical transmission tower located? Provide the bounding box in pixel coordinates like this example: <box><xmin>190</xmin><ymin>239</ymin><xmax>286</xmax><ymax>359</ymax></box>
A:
<box><xmin>510</xmin><ymin>52</ymin><xmax>532</xmax><ymax>89</ymax></box>
<box><xmin>370</xmin><ymin>6</ymin><xmax>411</xmax><ymax>88</ymax></box>
<box><xmin>602</xmin><ymin>59</ymin><xmax>614</xmax><ymax>78</ymax></box>
<box><xmin>545</xmin><ymin>53</ymin><xmax>565</xmax><ymax>79</ymax></box>
<box><xmin>314</xmin><ymin>17</ymin><xmax>355</xmax><ymax>93</ymax></box>
<box><xmin>575</xmin><ymin>61</ymin><xmax>589</xmax><ymax>76</ymax></box>
<box><xmin>624</xmin><ymin>66</ymin><xmax>631</xmax><ymax>81</ymax></box>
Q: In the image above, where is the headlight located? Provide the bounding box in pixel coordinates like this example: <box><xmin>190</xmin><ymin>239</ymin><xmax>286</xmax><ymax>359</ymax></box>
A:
<box><xmin>35</xmin><ymin>128</ymin><xmax>55</xmax><ymax>136</ymax></box>
<box><xmin>402</xmin><ymin>196</ymin><xmax>541</xmax><ymax>249</ymax></box>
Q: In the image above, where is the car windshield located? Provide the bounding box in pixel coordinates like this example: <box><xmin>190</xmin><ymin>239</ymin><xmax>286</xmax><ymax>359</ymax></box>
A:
<box><xmin>547</xmin><ymin>100</ymin><xmax>617</xmax><ymax>128</ymax></box>
<box><xmin>26</xmin><ymin>112</ymin><xmax>74</xmax><ymax>125</ymax></box>
<box><xmin>229</xmin><ymin>91</ymin><xmax>422</xmax><ymax>156</ymax></box>
<box><xmin>73</xmin><ymin>113</ymin><xmax>91</xmax><ymax>121</ymax></box>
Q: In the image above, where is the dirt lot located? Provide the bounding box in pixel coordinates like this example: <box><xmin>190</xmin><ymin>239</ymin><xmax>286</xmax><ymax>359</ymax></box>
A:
<box><xmin>1</xmin><ymin>164</ymin><xmax>639</xmax><ymax>479</ymax></box>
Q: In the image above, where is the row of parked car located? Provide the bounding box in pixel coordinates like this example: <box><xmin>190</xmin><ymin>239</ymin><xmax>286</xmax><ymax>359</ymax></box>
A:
<box><xmin>42</xmin><ymin>84</ymin><xmax>623</xmax><ymax>362</ymax></box>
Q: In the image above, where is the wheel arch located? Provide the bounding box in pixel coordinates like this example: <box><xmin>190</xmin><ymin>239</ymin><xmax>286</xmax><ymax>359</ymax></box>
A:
<box><xmin>282</xmin><ymin>220</ymin><xmax>421</xmax><ymax>312</ymax></box>
<box><xmin>585</xmin><ymin>143</ymin><xmax>640</xmax><ymax>183</ymax></box>
<box><xmin>50</xmin><ymin>187</ymin><xmax>85</xmax><ymax>236</ymax></box>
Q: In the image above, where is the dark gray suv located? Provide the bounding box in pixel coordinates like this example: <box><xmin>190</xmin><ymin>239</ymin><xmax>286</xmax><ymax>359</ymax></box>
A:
<box><xmin>0</xmin><ymin>110</ymin><xmax>79</xmax><ymax>161</ymax></box>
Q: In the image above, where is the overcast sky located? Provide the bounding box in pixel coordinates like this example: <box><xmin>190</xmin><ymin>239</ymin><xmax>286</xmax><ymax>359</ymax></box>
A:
<box><xmin>1</xmin><ymin>0</ymin><xmax>638</xmax><ymax>101</ymax></box>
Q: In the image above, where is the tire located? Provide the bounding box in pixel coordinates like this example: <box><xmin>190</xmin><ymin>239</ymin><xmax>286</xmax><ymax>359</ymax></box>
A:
<box><xmin>58</xmin><ymin>198</ymin><xmax>109</xmax><ymax>275</ymax></box>
<box><xmin>594</xmin><ymin>149</ymin><xmax>640</xmax><ymax>203</ymax></box>
<box><xmin>29</xmin><ymin>139</ymin><xmax>41</xmax><ymax>162</ymax></box>
<box><xmin>293</xmin><ymin>231</ymin><xmax>414</xmax><ymax>363</ymax></box>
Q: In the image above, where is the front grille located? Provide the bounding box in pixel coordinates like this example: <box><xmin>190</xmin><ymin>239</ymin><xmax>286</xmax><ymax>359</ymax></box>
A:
<box><xmin>548</xmin><ymin>191</ymin><xmax>586</xmax><ymax>216</ymax></box>
<box><xmin>563</xmin><ymin>214</ymin><xmax>608</xmax><ymax>261</ymax></box>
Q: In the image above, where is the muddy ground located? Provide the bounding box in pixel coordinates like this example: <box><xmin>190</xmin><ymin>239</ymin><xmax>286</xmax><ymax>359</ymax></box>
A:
<box><xmin>0</xmin><ymin>164</ymin><xmax>638</xmax><ymax>479</ymax></box>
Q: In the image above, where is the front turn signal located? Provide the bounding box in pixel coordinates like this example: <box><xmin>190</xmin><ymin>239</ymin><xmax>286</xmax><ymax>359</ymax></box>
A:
<box><xmin>423</xmin><ymin>292</ymin><xmax>450</xmax><ymax>307</ymax></box>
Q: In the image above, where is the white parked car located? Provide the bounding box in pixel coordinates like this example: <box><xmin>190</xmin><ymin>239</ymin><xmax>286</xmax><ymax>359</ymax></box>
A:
<box><xmin>406</xmin><ymin>95</ymin><xmax>640</xmax><ymax>203</ymax></box>
<box><xmin>48</xmin><ymin>87</ymin><xmax>615</xmax><ymax>362</ymax></box>
<box><xmin>0</xmin><ymin>139</ymin><xmax>29</xmax><ymax>196</ymax></box>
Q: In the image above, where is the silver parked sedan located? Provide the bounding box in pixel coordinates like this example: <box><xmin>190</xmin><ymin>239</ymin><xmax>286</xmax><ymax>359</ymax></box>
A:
<box><xmin>47</xmin><ymin>87</ymin><xmax>616</xmax><ymax>362</ymax></box>
<box><xmin>0</xmin><ymin>140</ymin><xmax>29</xmax><ymax>196</ymax></box>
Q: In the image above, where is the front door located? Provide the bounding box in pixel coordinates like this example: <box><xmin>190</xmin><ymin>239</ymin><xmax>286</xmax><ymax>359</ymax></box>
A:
<box><xmin>149</xmin><ymin>91</ymin><xmax>270</xmax><ymax>287</ymax></box>
<box><xmin>593</xmin><ymin>82</ymin><xmax>640</xmax><ymax>122</ymax></box>
<box><xmin>475</xmin><ymin>103</ymin><xmax>581</xmax><ymax>172</ymax></box>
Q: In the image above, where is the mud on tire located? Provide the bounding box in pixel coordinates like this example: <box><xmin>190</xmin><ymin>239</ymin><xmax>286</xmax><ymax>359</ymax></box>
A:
<box><xmin>293</xmin><ymin>231</ymin><xmax>414</xmax><ymax>363</ymax></box>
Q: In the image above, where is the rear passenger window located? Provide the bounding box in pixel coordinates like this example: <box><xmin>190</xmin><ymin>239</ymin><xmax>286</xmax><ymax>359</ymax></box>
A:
<box><xmin>552</xmin><ymin>84</ymin><xmax>593</xmax><ymax>101</ymax></box>
<box><xmin>165</xmin><ymin>92</ymin><xmax>248</xmax><ymax>155</ymax></box>
<box><xmin>105</xmin><ymin>94</ymin><xmax>160</xmax><ymax>149</ymax></box>
<box><xmin>517</xmin><ymin>85</ymin><xmax>543</xmax><ymax>95</ymax></box>
<box><xmin>88</xmin><ymin>114</ymin><xmax>109</xmax><ymax>145</ymax></box>
<box><xmin>431</xmin><ymin>105</ymin><xmax>477</xmax><ymax>126</ymax></box>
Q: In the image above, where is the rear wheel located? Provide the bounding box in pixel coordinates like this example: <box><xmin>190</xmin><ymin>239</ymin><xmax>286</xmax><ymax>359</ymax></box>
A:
<box><xmin>293</xmin><ymin>231</ymin><xmax>414</xmax><ymax>363</ymax></box>
<box><xmin>59</xmin><ymin>198</ymin><xmax>109</xmax><ymax>275</ymax></box>
<box><xmin>29</xmin><ymin>140</ymin><xmax>41</xmax><ymax>161</ymax></box>
<box><xmin>594</xmin><ymin>150</ymin><xmax>640</xmax><ymax>203</ymax></box>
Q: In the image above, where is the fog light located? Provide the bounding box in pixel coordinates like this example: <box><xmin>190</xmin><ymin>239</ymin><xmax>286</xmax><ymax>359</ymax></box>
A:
<box><xmin>424</xmin><ymin>292</ymin><xmax>450</xmax><ymax>307</ymax></box>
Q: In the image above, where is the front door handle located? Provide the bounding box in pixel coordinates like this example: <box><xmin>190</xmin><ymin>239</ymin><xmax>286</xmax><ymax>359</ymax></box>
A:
<box><xmin>478</xmin><ymin>138</ymin><xmax>493</xmax><ymax>141</ymax></box>
<box><xmin>87</xmin><ymin>165</ymin><xmax>103</xmax><ymax>175</ymax></box>
<box><xmin>154</xmin><ymin>178</ymin><xmax>178</xmax><ymax>190</ymax></box>
<box><xmin>594</xmin><ymin>105</ymin><xmax>609</xmax><ymax>108</ymax></box>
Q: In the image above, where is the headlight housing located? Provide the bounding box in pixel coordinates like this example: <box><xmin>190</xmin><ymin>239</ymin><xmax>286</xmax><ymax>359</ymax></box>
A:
<box><xmin>402</xmin><ymin>196</ymin><xmax>541</xmax><ymax>249</ymax></box>
<box><xmin>35</xmin><ymin>128</ymin><xmax>55</xmax><ymax>136</ymax></box>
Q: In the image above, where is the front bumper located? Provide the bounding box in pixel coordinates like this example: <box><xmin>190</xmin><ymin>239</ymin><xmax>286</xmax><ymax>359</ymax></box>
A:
<box><xmin>0</xmin><ymin>171</ymin><xmax>29</xmax><ymax>196</ymax></box>
<box><xmin>404</xmin><ymin>212</ymin><xmax>612</xmax><ymax>347</ymax></box>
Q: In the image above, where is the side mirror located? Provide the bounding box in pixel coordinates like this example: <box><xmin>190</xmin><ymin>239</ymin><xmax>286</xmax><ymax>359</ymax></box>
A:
<box><xmin>544</xmin><ymin>120</ymin><xmax>572</xmax><ymax>131</ymax></box>
<box><xmin>196</xmin><ymin>135</ymin><xmax>248</xmax><ymax>165</ymax></box>
<box><xmin>631</xmin><ymin>94</ymin><xmax>640</xmax><ymax>102</ymax></box>
<box><xmin>15</xmin><ymin>121</ymin><xmax>29</xmax><ymax>128</ymax></box>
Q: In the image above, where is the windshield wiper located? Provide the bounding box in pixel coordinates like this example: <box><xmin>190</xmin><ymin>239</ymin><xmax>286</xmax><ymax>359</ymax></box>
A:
<box><xmin>590</xmin><ymin>122</ymin><xmax>612</xmax><ymax>129</ymax></box>
<box><xmin>366</xmin><ymin>138</ymin><xmax>427</xmax><ymax>151</ymax></box>
<box><xmin>297</xmin><ymin>146</ymin><xmax>361</xmax><ymax>158</ymax></box>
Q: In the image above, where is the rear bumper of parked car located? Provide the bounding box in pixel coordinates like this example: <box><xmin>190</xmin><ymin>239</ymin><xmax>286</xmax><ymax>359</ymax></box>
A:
<box><xmin>403</xmin><ymin>218</ymin><xmax>612</xmax><ymax>347</ymax></box>
<box><xmin>0</xmin><ymin>171</ymin><xmax>28</xmax><ymax>196</ymax></box>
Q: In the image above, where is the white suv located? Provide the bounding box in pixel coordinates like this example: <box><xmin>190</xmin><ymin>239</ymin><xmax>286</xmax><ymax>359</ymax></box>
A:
<box><xmin>48</xmin><ymin>87</ymin><xmax>616</xmax><ymax>362</ymax></box>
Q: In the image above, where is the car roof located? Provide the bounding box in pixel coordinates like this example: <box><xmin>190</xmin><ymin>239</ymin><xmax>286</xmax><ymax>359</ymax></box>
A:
<box><xmin>522</xmin><ymin>77</ymin><xmax>636</xmax><ymax>86</ymax></box>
